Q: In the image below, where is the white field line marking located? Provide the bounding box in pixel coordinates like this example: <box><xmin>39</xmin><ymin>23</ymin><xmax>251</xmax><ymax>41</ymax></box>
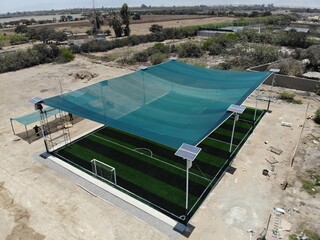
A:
<box><xmin>206</xmin><ymin>137</ymin><xmax>237</xmax><ymax>147</ymax></box>
<box><xmin>91</xmin><ymin>133</ymin><xmax>211</xmax><ymax>182</ymax></box>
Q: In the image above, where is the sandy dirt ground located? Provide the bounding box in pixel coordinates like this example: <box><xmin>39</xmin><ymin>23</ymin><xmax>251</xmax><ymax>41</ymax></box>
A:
<box><xmin>0</xmin><ymin>57</ymin><xmax>319</xmax><ymax>240</ymax></box>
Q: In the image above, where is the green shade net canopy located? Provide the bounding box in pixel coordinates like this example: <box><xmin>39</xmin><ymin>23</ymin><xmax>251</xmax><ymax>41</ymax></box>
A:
<box><xmin>11</xmin><ymin>107</ymin><xmax>60</xmax><ymax>126</ymax></box>
<box><xmin>43</xmin><ymin>60</ymin><xmax>271</xmax><ymax>149</ymax></box>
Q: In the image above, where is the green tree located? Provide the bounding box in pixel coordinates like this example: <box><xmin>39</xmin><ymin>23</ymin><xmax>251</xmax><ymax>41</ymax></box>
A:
<box><xmin>315</xmin><ymin>108</ymin><xmax>320</xmax><ymax>124</ymax></box>
<box><xmin>56</xmin><ymin>47</ymin><xmax>75</xmax><ymax>63</ymax></box>
<box><xmin>178</xmin><ymin>42</ymin><xmax>203</xmax><ymax>58</ymax></box>
<box><xmin>269</xmin><ymin>58</ymin><xmax>305</xmax><ymax>77</ymax></box>
<box><xmin>132</xmin><ymin>51</ymin><xmax>148</xmax><ymax>62</ymax></box>
<box><xmin>15</xmin><ymin>25</ymin><xmax>28</xmax><ymax>34</ymax></box>
<box><xmin>109</xmin><ymin>12</ymin><xmax>123</xmax><ymax>37</ymax></box>
<box><xmin>25</xmin><ymin>28</ymin><xmax>37</xmax><ymax>40</ymax></box>
<box><xmin>301</xmin><ymin>45</ymin><xmax>320</xmax><ymax>70</ymax></box>
<box><xmin>249</xmin><ymin>44</ymin><xmax>279</xmax><ymax>65</ymax></box>
<box><xmin>60</xmin><ymin>15</ymin><xmax>68</xmax><ymax>22</ymax></box>
<box><xmin>89</xmin><ymin>11</ymin><xmax>104</xmax><ymax>33</ymax></box>
<box><xmin>53</xmin><ymin>31</ymin><xmax>67</xmax><ymax>43</ymax></box>
<box><xmin>120</xmin><ymin>3</ymin><xmax>130</xmax><ymax>36</ymax></box>
<box><xmin>9</xmin><ymin>34</ymin><xmax>28</xmax><ymax>45</ymax></box>
<box><xmin>37</xmin><ymin>27</ymin><xmax>56</xmax><ymax>43</ymax></box>
<box><xmin>150</xmin><ymin>52</ymin><xmax>166</xmax><ymax>65</ymax></box>
<box><xmin>149</xmin><ymin>24</ymin><xmax>163</xmax><ymax>33</ymax></box>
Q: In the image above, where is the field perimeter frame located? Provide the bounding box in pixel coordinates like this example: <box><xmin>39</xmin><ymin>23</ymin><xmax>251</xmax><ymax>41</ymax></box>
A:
<box><xmin>51</xmin><ymin>107</ymin><xmax>265</xmax><ymax>223</ymax></box>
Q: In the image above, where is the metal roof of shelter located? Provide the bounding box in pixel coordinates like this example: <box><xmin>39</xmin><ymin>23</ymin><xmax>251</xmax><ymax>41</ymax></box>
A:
<box><xmin>43</xmin><ymin>60</ymin><xmax>271</xmax><ymax>149</ymax></box>
<box><xmin>284</xmin><ymin>27</ymin><xmax>310</xmax><ymax>33</ymax></box>
<box><xmin>219</xmin><ymin>26</ymin><xmax>244</xmax><ymax>32</ymax></box>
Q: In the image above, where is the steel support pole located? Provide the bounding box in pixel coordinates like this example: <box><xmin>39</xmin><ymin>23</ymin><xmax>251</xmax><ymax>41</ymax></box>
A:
<box><xmin>267</xmin><ymin>73</ymin><xmax>276</xmax><ymax>112</ymax></box>
<box><xmin>229</xmin><ymin>114</ymin><xmax>237</xmax><ymax>153</ymax></box>
<box><xmin>10</xmin><ymin>118</ymin><xmax>15</xmax><ymax>135</ymax></box>
<box><xmin>254</xmin><ymin>85</ymin><xmax>261</xmax><ymax>122</ymax></box>
<box><xmin>186</xmin><ymin>161</ymin><xmax>189</xmax><ymax>211</ymax></box>
<box><xmin>25</xmin><ymin>125</ymin><xmax>30</xmax><ymax>144</ymax></box>
<box><xmin>93</xmin><ymin>161</ymin><xmax>97</xmax><ymax>175</ymax></box>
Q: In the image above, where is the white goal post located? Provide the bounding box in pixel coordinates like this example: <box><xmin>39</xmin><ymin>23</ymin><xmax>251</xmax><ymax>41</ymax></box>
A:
<box><xmin>91</xmin><ymin>159</ymin><xmax>117</xmax><ymax>185</ymax></box>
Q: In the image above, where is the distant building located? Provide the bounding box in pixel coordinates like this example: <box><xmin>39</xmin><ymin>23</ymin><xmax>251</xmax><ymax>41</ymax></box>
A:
<box><xmin>67</xmin><ymin>33</ymin><xmax>91</xmax><ymax>46</ymax></box>
<box><xmin>95</xmin><ymin>33</ymin><xmax>106</xmax><ymax>42</ymax></box>
<box><xmin>197</xmin><ymin>26</ymin><xmax>244</xmax><ymax>37</ymax></box>
<box><xmin>220</xmin><ymin>26</ymin><xmax>244</xmax><ymax>32</ymax></box>
<box><xmin>284</xmin><ymin>27</ymin><xmax>310</xmax><ymax>33</ymax></box>
<box><xmin>308</xmin><ymin>16</ymin><xmax>319</xmax><ymax>22</ymax></box>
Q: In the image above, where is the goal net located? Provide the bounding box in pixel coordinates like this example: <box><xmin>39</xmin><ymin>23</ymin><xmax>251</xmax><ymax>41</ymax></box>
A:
<box><xmin>91</xmin><ymin>159</ymin><xmax>117</xmax><ymax>185</ymax></box>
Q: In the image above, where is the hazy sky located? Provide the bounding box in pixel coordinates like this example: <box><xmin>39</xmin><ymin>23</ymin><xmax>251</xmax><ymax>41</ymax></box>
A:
<box><xmin>0</xmin><ymin>0</ymin><xmax>319</xmax><ymax>14</ymax></box>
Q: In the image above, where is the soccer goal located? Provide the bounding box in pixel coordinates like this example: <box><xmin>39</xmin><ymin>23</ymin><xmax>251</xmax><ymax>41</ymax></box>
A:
<box><xmin>91</xmin><ymin>159</ymin><xmax>117</xmax><ymax>185</ymax></box>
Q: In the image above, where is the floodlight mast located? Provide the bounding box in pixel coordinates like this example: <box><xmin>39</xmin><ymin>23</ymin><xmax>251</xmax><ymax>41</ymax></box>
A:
<box><xmin>227</xmin><ymin>105</ymin><xmax>246</xmax><ymax>153</ymax></box>
<box><xmin>267</xmin><ymin>68</ymin><xmax>280</xmax><ymax>112</ymax></box>
<box><xmin>29</xmin><ymin>97</ymin><xmax>46</xmax><ymax>143</ymax></box>
<box><xmin>175</xmin><ymin>143</ymin><xmax>201</xmax><ymax>223</ymax></box>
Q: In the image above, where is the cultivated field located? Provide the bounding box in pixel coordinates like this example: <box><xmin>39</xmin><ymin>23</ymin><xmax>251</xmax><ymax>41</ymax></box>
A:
<box><xmin>0</xmin><ymin>15</ymin><xmax>235</xmax><ymax>35</ymax></box>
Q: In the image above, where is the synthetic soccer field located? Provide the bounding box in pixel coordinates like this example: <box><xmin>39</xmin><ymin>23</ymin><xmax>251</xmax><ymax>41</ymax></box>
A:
<box><xmin>53</xmin><ymin>107</ymin><xmax>264</xmax><ymax>222</ymax></box>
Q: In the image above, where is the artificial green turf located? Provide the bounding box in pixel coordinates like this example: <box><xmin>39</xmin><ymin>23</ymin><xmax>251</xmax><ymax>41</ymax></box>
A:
<box><xmin>54</xmin><ymin>107</ymin><xmax>265</xmax><ymax>222</ymax></box>
<box><xmin>62</xmin><ymin>144</ymin><xmax>193</xmax><ymax>206</ymax></box>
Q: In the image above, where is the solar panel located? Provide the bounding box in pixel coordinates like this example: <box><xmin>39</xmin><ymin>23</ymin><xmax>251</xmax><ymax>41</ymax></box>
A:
<box><xmin>227</xmin><ymin>104</ymin><xmax>246</xmax><ymax>114</ymax></box>
<box><xmin>28</xmin><ymin>96</ymin><xmax>43</xmax><ymax>104</ymax></box>
<box><xmin>175</xmin><ymin>143</ymin><xmax>202</xmax><ymax>161</ymax></box>
<box><xmin>175</xmin><ymin>149</ymin><xmax>196</xmax><ymax>161</ymax></box>
<box><xmin>138</xmin><ymin>66</ymin><xmax>148</xmax><ymax>71</ymax></box>
<box><xmin>269</xmin><ymin>68</ymin><xmax>280</xmax><ymax>73</ymax></box>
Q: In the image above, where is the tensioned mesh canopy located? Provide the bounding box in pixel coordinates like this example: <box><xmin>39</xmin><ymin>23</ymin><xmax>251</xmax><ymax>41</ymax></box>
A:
<box><xmin>43</xmin><ymin>60</ymin><xmax>271</xmax><ymax>149</ymax></box>
<box><xmin>11</xmin><ymin>107</ymin><xmax>60</xmax><ymax>126</ymax></box>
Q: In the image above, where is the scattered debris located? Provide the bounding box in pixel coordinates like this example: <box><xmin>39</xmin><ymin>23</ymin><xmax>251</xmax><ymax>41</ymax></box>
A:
<box><xmin>310</xmin><ymin>133</ymin><xmax>319</xmax><ymax>141</ymax></box>
<box><xmin>247</xmin><ymin>228</ymin><xmax>254</xmax><ymax>240</ymax></box>
<box><xmin>295</xmin><ymin>232</ymin><xmax>310</xmax><ymax>240</ymax></box>
<box><xmin>281</xmin><ymin>121</ymin><xmax>293</xmax><ymax>127</ymax></box>
<box><xmin>281</xmin><ymin>179</ymin><xmax>288</xmax><ymax>190</ymax></box>
<box><xmin>293</xmin><ymin>208</ymin><xmax>300</xmax><ymax>213</ymax></box>
<box><xmin>265</xmin><ymin>141</ymin><xmax>269</xmax><ymax>144</ymax></box>
<box><xmin>312</xmin><ymin>140</ymin><xmax>319</xmax><ymax>144</ymax></box>
<box><xmin>271</xmin><ymin>165</ymin><xmax>275</xmax><ymax>172</ymax></box>
<box><xmin>74</xmin><ymin>70</ymin><xmax>99</xmax><ymax>80</ymax></box>
<box><xmin>263</xmin><ymin>169</ymin><xmax>270</xmax><ymax>177</ymax></box>
<box><xmin>268</xmin><ymin>146</ymin><xmax>283</xmax><ymax>155</ymax></box>
<box><xmin>273</xmin><ymin>207</ymin><xmax>285</xmax><ymax>214</ymax></box>
<box><xmin>265</xmin><ymin>156</ymin><xmax>279</xmax><ymax>164</ymax></box>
